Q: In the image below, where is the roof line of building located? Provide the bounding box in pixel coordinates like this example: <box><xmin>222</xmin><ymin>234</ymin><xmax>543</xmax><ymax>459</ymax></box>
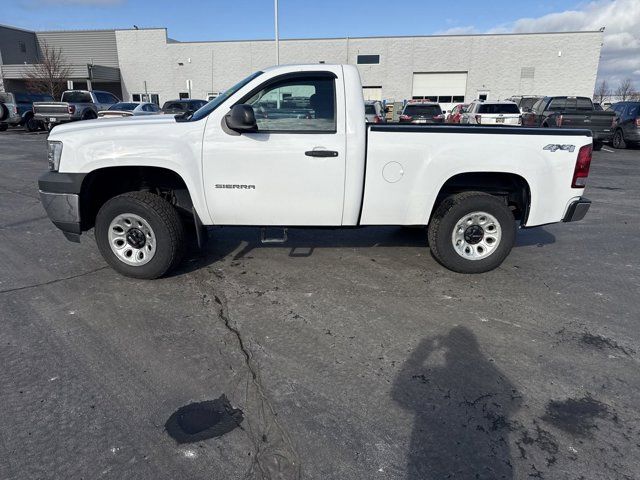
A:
<box><xmin>1</xmin><ymin>22</ymin><xmax>603</xmax><ymax>41</ymax></box>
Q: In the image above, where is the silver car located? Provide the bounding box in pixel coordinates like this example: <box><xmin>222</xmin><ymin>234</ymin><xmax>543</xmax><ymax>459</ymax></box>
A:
<box><xmin>98</xmin><ymin>102</ymin><xmax>161</xmax><ymax>118</ymax></box>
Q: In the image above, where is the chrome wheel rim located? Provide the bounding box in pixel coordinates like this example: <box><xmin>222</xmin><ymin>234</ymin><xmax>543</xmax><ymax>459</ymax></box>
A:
<box><xmin>451</xmin><ymin>211</ymin><xmax>502</xmax><ymax>261</ymax></box>
<box><xmin>108</xmin><ymin>213</ymin><xmax>156</xmax><ymax>266</ymax></box>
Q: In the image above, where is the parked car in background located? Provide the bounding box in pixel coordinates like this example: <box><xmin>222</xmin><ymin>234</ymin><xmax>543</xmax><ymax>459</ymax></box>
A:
<box><xmin>505</xmin><ymin>95</ymin><xmax>543</xmax><ymax>114</ymax></box>
<box><xmin>521</xmin><ymin>96</ymin><xmax>615</xmax><ymax>150</ymax></box>
<box><xmin>33</xmin><ymin>90</ymin><xmax>120</xmax><ymax>130</ymax></box>
<box><xmin>609</xmin><ymin>101</ymin><xmax>640</xmax><ymax>149</ymax></box>
<box><xmin>398</xmin><ymin>101</ymin><xmax>444</xmax><ymax>124</ymax></box>
<box><xmin>161</xmin><ymin>99</ymin><xmax>207</xmax><ymax>116</ymax></box>
<box><xmin>364</xmin><ymin>101</ymin><xmax>385</xmax><ymax>123</ymax></box>
<box><xmin>446</xmin><ymin>103</ymin><xmax>468</xmax><ymax>124</ymax></box>
<box><xmin>461</xmin><ymin>101</ymin><xmax>521</xmax><ymax>126</ymax></box>
<box><xmin>0</xmin><ymin>92</ymin><xmax>54</xmax><ymax>132</ymax></box>
<box><xmin>98</xmin><ymin>102</ymin><xmax>161</xmax><ymax>118</ymax></box>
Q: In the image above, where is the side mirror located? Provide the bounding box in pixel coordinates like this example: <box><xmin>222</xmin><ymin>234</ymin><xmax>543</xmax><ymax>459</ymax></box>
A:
<box><xmin>225</xmin><ymin>104</ymin><xmax>257</xmax><ymax>133</ymax></box>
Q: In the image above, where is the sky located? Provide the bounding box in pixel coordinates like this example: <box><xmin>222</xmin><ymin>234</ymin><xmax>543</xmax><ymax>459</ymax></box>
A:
<box><xmin>2</xmin><ymin>0</ymin><xmax>639</xmax><ymax>87</ymax></box>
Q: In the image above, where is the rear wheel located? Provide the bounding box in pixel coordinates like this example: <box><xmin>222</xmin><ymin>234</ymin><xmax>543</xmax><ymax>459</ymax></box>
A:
<box><xmin>428</xmin><ymin>192</ymin><xmax>516</xmax><ymax>273</ymax></box>
<box><xmin>95</xmin><ymin>192</ymin><xmax>185</xmax><ymax>279</ymax></box>
<box><xmin>25</xmin><ymin>115</ymin><xmax>39</xmax><ymax>132</ymax></box>
<box><xmin>82</xmin><ymin>110</ymin><xmax>97</xmax><ymax>120</ymax></box>
<box><xmin>0</xmin><ymin>123</ymin><xmax>7</xmax><ymax>132</ymax></box>
<box><xmin>612</xmin><ymin>129</ymin><xmax>626</xmax><ymax>149</ymax></box>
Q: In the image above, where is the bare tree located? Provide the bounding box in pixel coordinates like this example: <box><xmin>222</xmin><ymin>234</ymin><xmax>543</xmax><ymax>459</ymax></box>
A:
<box><xmin>25</xmin><ymin>43</ymin><xmax>72</xmax><ymax>100</ymax></box>
<box><xmin>615</xmin><ymin>78</ymin><xmax>635</xmax><ymax>102</ymax></box>
<box><xmin>594</xmin><ymin>79</ymin><xmax>610</xmax><ymax>104</ymax></box>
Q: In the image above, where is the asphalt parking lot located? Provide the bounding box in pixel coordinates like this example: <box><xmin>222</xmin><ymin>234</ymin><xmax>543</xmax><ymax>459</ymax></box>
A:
<box><xmin>1</xmin><ymin>129</ymin><xmax>639</xmax><ymax>480</ymax></box>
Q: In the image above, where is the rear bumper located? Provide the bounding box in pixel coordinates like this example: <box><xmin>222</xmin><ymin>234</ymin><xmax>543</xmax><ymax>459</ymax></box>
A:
<box><xmin>1</xmin><ymin>113</ymin><xmax>22</xmax><ymax>126</ymax></box>
<box><xmin>38</xmin><ymin>171</ymin><xmax>86</xmax><ymax>242</ymax></box>
<box><xmin>563</xmin><ymin>197</ymin><xmax>591</xmax><ymax>222</ymax></box>
<box><xmin>34</xmin><ymin>113</ymin><xmax>73</xmax><ymax>123</ymax></box>
<box><xmin>592</xmin><ymin>130</ymin><xmax>613</xmax><ymax>143</ymax></box>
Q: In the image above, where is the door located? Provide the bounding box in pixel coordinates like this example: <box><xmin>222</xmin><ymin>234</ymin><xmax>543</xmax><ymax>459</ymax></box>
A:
<box><xmin>202</xmin><ymin>72</ymin><xmax>346</xmax><ymax>226</ymax></box>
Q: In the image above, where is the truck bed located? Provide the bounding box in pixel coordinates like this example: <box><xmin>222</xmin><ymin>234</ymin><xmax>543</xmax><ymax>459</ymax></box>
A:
<box><xmin>361</xmin><ymin>124</ymin><xmax>592</xmax><ymax>227</ymax></box>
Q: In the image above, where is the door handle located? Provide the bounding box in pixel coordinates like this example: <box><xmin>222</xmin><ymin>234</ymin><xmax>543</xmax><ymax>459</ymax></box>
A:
<box><xmin>305</xmin><ymin>150</ymin><xmax>338</xmax><ymax>157</ymax></box>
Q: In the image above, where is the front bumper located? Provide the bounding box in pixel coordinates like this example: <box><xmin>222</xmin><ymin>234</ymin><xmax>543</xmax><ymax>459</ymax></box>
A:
<box><xmin>563</xmin><ymin>197</ymin><xmax>591</xmax><ymax>222</ymax></box>
<box><xmin>38</xmin><ymin>171</ymin><xmax>86</xmax><ymax>242</ymax></box>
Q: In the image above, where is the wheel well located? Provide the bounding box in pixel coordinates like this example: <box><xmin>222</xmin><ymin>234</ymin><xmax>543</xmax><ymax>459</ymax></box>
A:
<box><xmin>434</xmin><ymin>172</ymin><xmax>531</xmax><ymax>223</ymax></box>
<box><xmin>79</xmin><ymin>166</ymin><xmax>193</xmax><ymax>230</ymax></box>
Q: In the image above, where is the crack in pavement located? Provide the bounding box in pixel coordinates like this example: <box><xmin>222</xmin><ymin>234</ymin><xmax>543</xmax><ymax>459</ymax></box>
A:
<box><xmin>0</xmin><ymin>266</ymin><xmax>108</xmax><ymax>295</ymax></box>
<box><xmin>191</xmin><ymin>271</ymin><xmax>301</xmax><ymax>480</ymax></box>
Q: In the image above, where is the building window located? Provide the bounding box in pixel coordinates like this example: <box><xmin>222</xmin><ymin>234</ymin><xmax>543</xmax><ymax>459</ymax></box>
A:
<box><xmin>452</xmin><ymin>95</ymin><xmax>465</xmax><ymax>103</ymax></box>
<box><xmin>478</xmin><ymin>94</ymin><xmax>488</xmax><ymax>101</ymax></box>
<box><xmin>438</xmin><ymin>96</ymin><xmax>452</xmax><ymax>103</ymax></box>
<box><xmin>19</xmin><ymin>41</ymin><xmax>26</xmax><ymax>53</ymax></box>
<box><xmin>357</xmin><ymin>54</ymin><xmax>380</xmax><ymax>65</ymax></box>
<box><xmin>179</xmin><ymin>92</ymin><xmax>190</xmax><ymax>99</ymax></box>
<box><xmin>520</xmin><ymin>67</ymin><xmax>535</xmax><ymax>79</ymax></box>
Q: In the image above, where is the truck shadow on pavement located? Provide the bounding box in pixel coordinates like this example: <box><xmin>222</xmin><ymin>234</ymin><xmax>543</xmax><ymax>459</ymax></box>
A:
<box><xmin>392</xmin><ymin>327</ymin><xmax>521</xmax><ymax>480</ymax></box>
<box><xmin>170</xmin><ymin>225</ymin><xmax>555</xmax><ymax>277</ymax></box>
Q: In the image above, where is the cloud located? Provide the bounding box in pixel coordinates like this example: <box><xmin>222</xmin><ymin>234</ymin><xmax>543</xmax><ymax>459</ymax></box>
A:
<box><xmin>439</xmin><ymin>0</ymin><xmax>640</xmax><ymax>87</ymax></box>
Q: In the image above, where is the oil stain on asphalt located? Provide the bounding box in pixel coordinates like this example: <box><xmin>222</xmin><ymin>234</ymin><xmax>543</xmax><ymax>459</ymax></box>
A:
<box><xmin>165</xmin><ymin>394</ymin><xmax>244</xmax><ymax>444</ymax></box>
<box><xmin>542</xmin><ymin>396</ymin><xmax>611</xmax><ymax>437</ymax></box>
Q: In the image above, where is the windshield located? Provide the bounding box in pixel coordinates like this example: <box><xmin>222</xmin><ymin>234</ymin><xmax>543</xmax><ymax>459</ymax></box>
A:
<box><xmin>0</xmin><ymin>93</ymin><xmax>12</xmax><ymax>103</ymax></box>
<box><xmin>109</xmin><ymin>102</ymin><xmax>138</xmax><ymax>111</ymax></box>
<box><xmin>403</xmin><ymin>105</ymin><xmax>442</xmax><ymax>116</ymax></box>
<box><xmin>520</xmin><ymin>98</ymin><xmax>540</xmax><ymax>111</ymax></box>
<box><xmin>478</xmin><ymin>103</ymin><xmax>520</xmax><ymax>114</ymax></box>
<box><xmin>190</xmin><ymin>71</ymin><xmax>264</xmax><ymax>121</ymax></box>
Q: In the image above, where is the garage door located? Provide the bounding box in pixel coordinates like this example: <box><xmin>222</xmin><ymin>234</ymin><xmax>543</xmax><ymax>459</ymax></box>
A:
<box><xmin>362</xmin><ymin>86</ymin><xmax>382</xmax><ymax>101</ymax></box>
<box><xmin>412</xmin><ymin>72</ymin><xmax>467</xmax><ymax>105</ymax></box>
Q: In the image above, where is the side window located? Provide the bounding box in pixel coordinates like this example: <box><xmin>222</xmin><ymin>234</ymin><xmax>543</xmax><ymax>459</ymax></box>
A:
<box><xmin>531</xmin><ymin>98</ymin><xmax>544</xmax><ymax>113</ymax></box>
<box><xmin>626</xmin><ymin>105</ymin><xmax>638</xmax><ymax>118</ymax></box>
<box><xmin>244</xmin><ymin>76</ymin><xmax>336</xmax><ymax>132</ymax></box>
<box><xmin>547</xmin><ymin>97</ymin><xmax>566</xmax><ymax>111</ymax></box>
<box><xmin>142</xmin><ymin>104</ymin><xmax>152</xmax><ymax>112</ymax></box>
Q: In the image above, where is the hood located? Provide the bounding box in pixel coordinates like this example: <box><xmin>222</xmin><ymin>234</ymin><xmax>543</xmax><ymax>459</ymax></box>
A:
<box><xmin>50</xmin><ymin>114</ymin><xmax>176</xmax><ymax>135</ymax></box>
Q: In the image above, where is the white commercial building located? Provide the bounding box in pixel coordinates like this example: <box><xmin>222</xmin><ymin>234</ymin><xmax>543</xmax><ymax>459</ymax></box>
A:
<box><xmin>1</xmin><ymin>23</ymin><xmax>603</xmax><ymax>108</ymax></box>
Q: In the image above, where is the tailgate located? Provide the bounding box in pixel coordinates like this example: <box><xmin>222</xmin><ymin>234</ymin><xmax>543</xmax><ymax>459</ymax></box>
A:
<box><xmin>33</xmin><ymin>102</ymin><xmax>70</xmax><ymax>116</ymax></box>
<box><xmin>482</xmin><ymin>115</ymin><xmax>520</xmax><ymax>125</ymax></box>
<box><xmin>559</xmin><ymin>112</ymin><xmax>614</xmax><ymax>131</ymax></box>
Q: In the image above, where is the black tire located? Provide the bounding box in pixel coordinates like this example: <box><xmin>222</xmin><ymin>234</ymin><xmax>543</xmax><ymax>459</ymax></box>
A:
<box><xmin>0</xmin><ymin>123</ymin><xmax>7</xmax><ymax>132</ymax></box>
<box><xmin>82</xmin><ymin>110</ymin><xmax>97</xmax><ymax>120</ymax></box>
<box><xmin>95</xmin><ymin>191</ymin><xmax>185</xmax><ymax>279</ymax></box>
<box><xmin>0</xmin><ymin>103</ymin><xmax>7</xmax><ymax>122</ymax></box>
<box><xmin>45</xmin><ymin>122</ymin><xmax>54</xmax><ymax>132</ymax></box>
<box><xmin>612</xmin><ymin>129</ymin><xmax>626</xmax><ymax>149</ymax></box>
<box><xmin>593</xmin><ymin>141</ymin><xmax>603</xmax><ymax>151</ymax></box>
<box><xmin>24</xmin><ymin>114</ymin><xmax>39</xmax><ymax>132</ymax></box>
<box><xmin>428</xmin><ymin>192</ymin><xmax>516</xmax><ymax>274</ymax></box>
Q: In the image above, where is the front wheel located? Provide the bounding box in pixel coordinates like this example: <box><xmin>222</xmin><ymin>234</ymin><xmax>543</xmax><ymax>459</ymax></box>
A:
<box><xmin>428</xmin><ymin>192</ymin><xmax>516</xmax><ymax>273</ymax></box>
<box><xmin>25</xmin><ymin>115</ymin><xmax>39</xmax><ymax>132</ymax></box>
<box><xmin>95</xmin><ymin>192</ymin><xmax>185</xmax><ymax>279</ymax></box>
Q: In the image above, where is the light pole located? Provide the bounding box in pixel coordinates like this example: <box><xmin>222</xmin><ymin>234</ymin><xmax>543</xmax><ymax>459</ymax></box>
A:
<box><xmin>274</xmin><ymin>0</ymin><xmax>280</xmax><ymax>65</ymax></box>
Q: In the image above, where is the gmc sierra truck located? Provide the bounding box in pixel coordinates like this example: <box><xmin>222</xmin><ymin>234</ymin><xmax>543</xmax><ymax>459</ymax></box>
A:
<box><xmin>38</xmin><ymin>64</ymin><xmax>593</xmax><ymax>279</ymax></box>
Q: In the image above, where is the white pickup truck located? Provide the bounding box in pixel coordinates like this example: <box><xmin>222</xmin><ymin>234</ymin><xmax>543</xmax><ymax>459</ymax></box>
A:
<box><xmin>38</xmin><ymin>64</ymin><xmax>592</xmax><ymax>279</ymax></box>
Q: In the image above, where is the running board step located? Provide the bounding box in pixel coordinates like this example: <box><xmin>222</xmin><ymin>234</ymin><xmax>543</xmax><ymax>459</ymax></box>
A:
<box><xmin>260</xmin><ymin>227</ymin><xmax>288</xmax><ymax>244</ymax></box>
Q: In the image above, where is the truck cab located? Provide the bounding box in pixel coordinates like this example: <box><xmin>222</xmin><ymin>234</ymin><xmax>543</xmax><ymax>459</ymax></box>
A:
<box><xmin>38</xmin><ymin>64</ymin><xmax>593</xmax><ymax>279</ymax></box>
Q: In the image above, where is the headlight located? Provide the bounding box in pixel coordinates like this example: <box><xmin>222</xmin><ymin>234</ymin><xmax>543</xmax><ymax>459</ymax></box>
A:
<box><xmin>47</xmin><ymin>141</ymin><xmax>63</xmax><ymax>171</ymax></box>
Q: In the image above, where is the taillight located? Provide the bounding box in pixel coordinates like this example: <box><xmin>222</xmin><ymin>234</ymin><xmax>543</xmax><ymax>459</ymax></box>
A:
<box><xmin>612</xmin><ymin>116</ymin><xmax>616</xmax><ymax>127</ymax></box>
<box><xmin>572</xmin><ymin>144</ymin><xmax>592</xmax><ymax>188</ymax></box>
<box><xmin>556</xmin><ymin>115</ymin><xmax>563</xmax><ymax>127</ymax></box>
<box><xmin>635</xmin><ymin>118</ymin><xmax>639</xmax><ymax>127</ymax></box>
<box><xmin>68</xmin><ymin>105</ymin><xmax>76</xmax><ymax>114</ymax></box>
<box><xmin>475</xmin><ymin>115</ymin><xmax>482</xmax><ymax>124</ymax></box>
<box><xmin>374</xmin><ymin>115</ymin><xmax>382</xmax><ymax>124</ymax></box>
